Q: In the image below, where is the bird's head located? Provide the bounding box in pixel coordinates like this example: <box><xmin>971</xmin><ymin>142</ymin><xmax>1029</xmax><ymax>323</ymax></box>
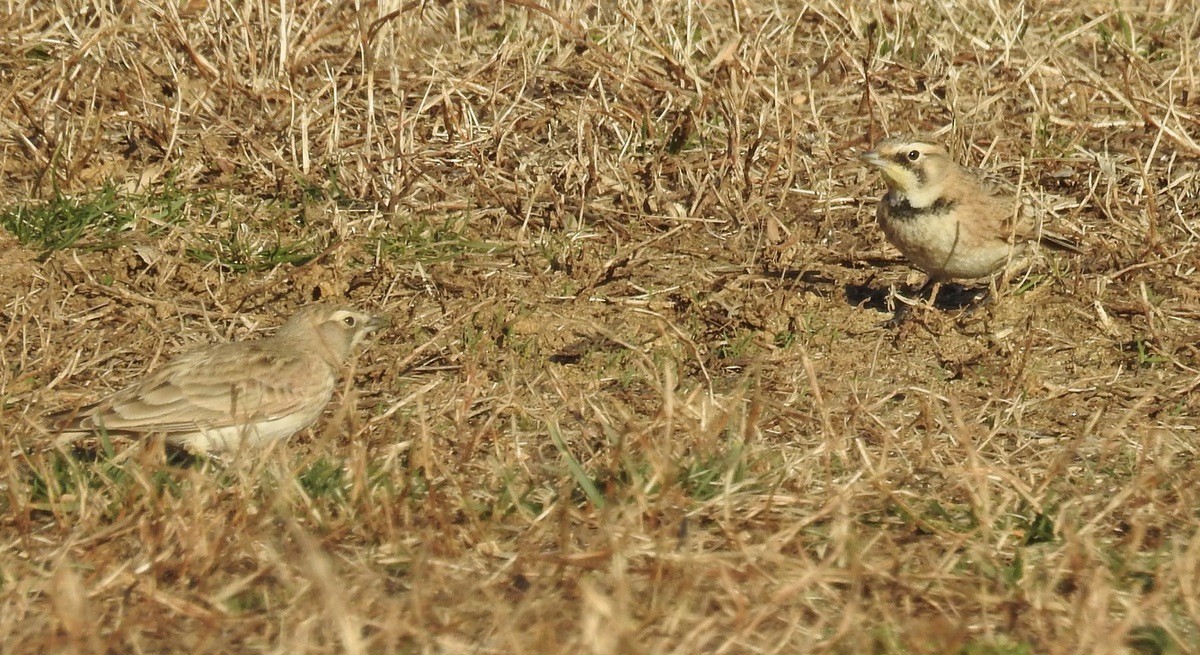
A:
<box><xmin>860</xmin><ymin>136</ymin><xmax>956</xmax><ymax>208</ymax></box>
<box><xmin>280</xmin><ymin>304</ymin><xmax>389</xmax><ymax>366</ymax></box>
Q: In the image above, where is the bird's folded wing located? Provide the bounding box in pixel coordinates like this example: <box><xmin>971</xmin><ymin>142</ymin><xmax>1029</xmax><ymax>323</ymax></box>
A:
<box><xmin>976</xmin><ymin>168</ymin><xmax>1083</xmax><ymax>252</ymax></box>
<box><xmin>993</xmin><ymin>198</ymin><xmax>1083</xmax><ymax>253</ymax></box>
<box><xmin>57</xmin><ymin>344</ymin><xmax>331</xmax><ymax>434</ymax></box>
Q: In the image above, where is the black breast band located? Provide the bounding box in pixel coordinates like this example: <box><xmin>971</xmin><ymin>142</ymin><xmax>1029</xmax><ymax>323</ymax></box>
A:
<box><xmin>886</xmin><ymin>196</ymin><xmax>956</xmax><ymax>220</ymax></box>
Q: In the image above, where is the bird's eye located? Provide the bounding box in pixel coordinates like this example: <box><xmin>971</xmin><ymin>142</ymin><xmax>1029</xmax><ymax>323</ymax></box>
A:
<box><xmin>342</xmin><ymin>315</ymin><xmax>357</xmax><ymax>327</ymax></box>
<box><xmin>906</xmin><ymin>150</ymin><xmax>921</xmax><ymax>161</ymax></box>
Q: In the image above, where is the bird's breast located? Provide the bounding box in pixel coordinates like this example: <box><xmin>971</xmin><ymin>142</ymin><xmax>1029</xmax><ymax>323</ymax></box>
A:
<box><xmin>878</xmin><ymin>196</ymin><xmax>1016</xmax><ymax>280</ymax></box>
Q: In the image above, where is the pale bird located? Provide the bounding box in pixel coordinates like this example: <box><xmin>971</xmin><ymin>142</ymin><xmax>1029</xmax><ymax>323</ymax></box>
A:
<box><xmin>47</xmin><ymin>303</ymin><xmax>387</xmax><ymax>453</ymax></box>
<box><xmin>860</xmin><ymin>135</ymin><xmax>1082</xmax><ymax>311</ymax></box>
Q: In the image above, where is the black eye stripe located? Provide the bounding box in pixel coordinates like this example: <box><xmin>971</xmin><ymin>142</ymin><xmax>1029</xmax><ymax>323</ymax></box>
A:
<box><xmin>887</xmin><ymin>145</ymin><xmax>932</xmax><ymax>167</ymax></box>
<box><xmin>890</xmin><ymin>151</ymin><xmax>925</xmax><ymax>177</ymax></box>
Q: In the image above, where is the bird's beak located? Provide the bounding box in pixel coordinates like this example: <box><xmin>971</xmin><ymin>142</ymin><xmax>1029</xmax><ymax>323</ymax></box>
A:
<box><xmin>859</xmin><ymin>150</ymin><xmax>907</xmax><ymax>190</ymax></box>
<box><xmin>859</xmin><ymin>149</ymin><xmax>884</xmax><ymax>168</ymax></box>
<box><xmin>365</xmin><ymin>315</ymin><xmax>390</xmax><ymax>332</ymax></box>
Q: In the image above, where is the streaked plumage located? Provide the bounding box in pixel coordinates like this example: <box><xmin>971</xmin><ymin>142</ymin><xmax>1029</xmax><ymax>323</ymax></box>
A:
<box><xmin>47</xmin><ymin>303</ymin><xmax>387</xmax><ymax>453</ymax></box>
<box><xmin>860</xmin><ymin>135</ymin><xmax>1082</xmax><ymax>285</ymax></box>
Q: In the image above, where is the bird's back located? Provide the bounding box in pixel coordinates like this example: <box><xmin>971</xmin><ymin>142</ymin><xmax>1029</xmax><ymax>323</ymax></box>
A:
<box><xmin>48</xmin><ymin>339</ymin><xmax>337</xmax><ymax>449</ymax></box>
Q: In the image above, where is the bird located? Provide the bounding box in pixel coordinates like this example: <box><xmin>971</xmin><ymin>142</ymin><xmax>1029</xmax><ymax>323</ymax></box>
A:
<box><xmin>46</xmin><ymin>303</ymin><xmax>388</xmax><ymax>454</ymax></box>
<box><xmin>859</xmin><ymin>134</ymin><xmax>1082</xmax><ymax>312</ymax></box>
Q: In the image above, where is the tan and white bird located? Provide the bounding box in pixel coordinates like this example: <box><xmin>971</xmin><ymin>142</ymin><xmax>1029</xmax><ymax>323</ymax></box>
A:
<box><xmin>47</xmin><ymin>303</ymin><xmax>387</xmax><ymax>454</ymax></box>
<box><xmin>860</xmin><ymin>135</ymin><xmax>1082</xmax><ymax>307</ymax></box>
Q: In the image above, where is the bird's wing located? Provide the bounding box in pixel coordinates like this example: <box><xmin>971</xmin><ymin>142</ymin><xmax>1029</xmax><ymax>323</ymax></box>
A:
<box><xmin>996</xmin><ymin>193</ymin><xmax>1084</xmax><ymax>253</ymax></box>
<box><xmin>944</xmin><ymin>168</ymin><xmax>1026</xmax><ymax>247</ymax></box>
<box><xmin>52</xmin><ymin>342</ymin><xmax>333</xmax><ymax>435</ymax></box>
<box><xmin>970</xmin><ymin>165</ymin><xmax>1083</xmax><ymax>252</ymax></box>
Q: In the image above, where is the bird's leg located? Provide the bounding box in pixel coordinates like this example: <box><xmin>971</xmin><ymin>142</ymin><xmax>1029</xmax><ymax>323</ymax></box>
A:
<box><xmin>986</xmin><ymin>275</ymin><xmax>1001</xmax><ymax>302</ymax></box>
<box><xmin>885</xmin><ymin>276</ymin><xmax>944</xmax><ymax>329</ymax></box>
<box><xmin>885</xmin><ymin>299</ymin><xmax>912</xmax><ymax>328</ymax></box>
<box><xmin>923</xmin><ymin>279</ymin><xmax>942</xmax><ymax>309</ymax></box>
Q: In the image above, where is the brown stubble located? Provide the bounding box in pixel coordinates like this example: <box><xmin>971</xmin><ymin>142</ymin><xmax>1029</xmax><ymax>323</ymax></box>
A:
<box><xmin>1</xmin><ymin>0</ymin><xmax>1199</xmax><ymax>653</ymax></box>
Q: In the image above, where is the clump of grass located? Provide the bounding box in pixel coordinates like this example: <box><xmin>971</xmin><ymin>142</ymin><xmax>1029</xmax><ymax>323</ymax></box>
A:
<box><xmin>186</xmin><ymin>235</ymin><xmax>319</xmax><ymax>273</ymax></box>
<box><xmin>0</xmin><ymin>176</ymin><xmax>196</xmax><ymax>251</ymax></box>
<box><xmin>0</xmin><ymin>183</ymin><xmax>133</xmax><ymax>250</ymax></box>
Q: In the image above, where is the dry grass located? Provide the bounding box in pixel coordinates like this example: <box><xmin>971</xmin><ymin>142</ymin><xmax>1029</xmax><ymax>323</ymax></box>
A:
<box><xmin>1</xmin><ymin>0</ymin><xmax>1199</xmax><ymax>653</ymax></box>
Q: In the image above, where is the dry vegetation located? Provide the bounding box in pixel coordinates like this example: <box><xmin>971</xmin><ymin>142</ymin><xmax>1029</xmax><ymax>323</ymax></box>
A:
<box><xmin>1</xmin><ymin>0</ymin><xmax>1199</xmax><ymax>653</ymax></box>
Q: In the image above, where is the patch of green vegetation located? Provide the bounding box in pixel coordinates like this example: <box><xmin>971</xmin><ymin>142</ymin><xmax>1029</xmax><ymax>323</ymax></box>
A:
<box><xmin>959</xmin><ymin>636</ymin><xmax>1035</xmax><ymax>655</ymax></box>
<box><xmin>299</xmin><ymin>164</ymin><xmax>347</xmax><ymax>204</ymax></box>
<box><xmin>379</xmin><ymin>214</ymin><xmax>510</xmax><ymax>264</ymax></box>
<box><xmin>27</xmin><ymin>433</ymin><xmax>119</xmax><ymax>504</ymax></box>
<box><xmin>870</xmin><ymin>11</ymin><xmax>933</xmax><ymax>64</ymax></box>
<box><xmin>664</xmin><ymin>110</ymin><xmax>698</xmax><ymax>154</ymax></box>
<box><xmin>1002</xmin><ymin>547</ymin><xmax>1025</xmax><ymax>587</ymax></box>
<box><xmin>605</xmin><ymin>356</ymin><xmax>646</xmax><ymax>390</ymax></box>
<box><xmin>183</xmin><ymin>191</ymin><xmax>319</xmax><ymax>270</ymax></box>
<box><xmin>0</xmin><ymin>175</ymin><xmax>195</xmax><ymax>251</ymax></box>
<box><xmin>145</xmin><ymin>179</ymin><xmax>196</xmax><ymax>229</ymax></box>
<box><xmin>24</xmin><ymin>44</ymin><xmax>53</xmax><ymax>61</ymax></box>
<box><xmin>713</xmin><ymin>330</ymin><xmax>757</xmax><ymax>361</ymax></box>
<box><xmin>1127</xmin><ymin>625</ymin><xmax>1178</xmax><ymax>655</ymax></box>
<box><xmin>773</xmin><ymin>329</ymin><xmax>797</xmax><ymax>349</ymax></box>
<box><xmin>223</xmin><ymin>588</ymin><xmax>269</xmax><ymax>614</ymax></box>
<box><xmin>887</xmin><ymin>498</ymin><xmax>979</xmax><ymax>535</ymax></box>
<box><xmin>298</xmin><ymin>457</ymin><xmax>348</xmax><ymax>502</ymax></box>
<box><xmin>2</xmin><ymin>176</ymin><xmax>315</xmax><ymax>273</ymax></box>
<box><xmin>1</xmin><ymin>183</ymin><xmax>133</xmax><ymax>250</ymax></box>
<box><xmin>485</xmin><ymin>469</ymin><xmax>546</xmax><ymax>519</ymax></box>
<box><xmin>548</xmin><ymin>420</ymin><xmax>606</xmax><ymax>508</ymax></box>
<box><xmin>22</xmin><ymin>438</ymin><xmax>184</xmax><ymax>522</ymax></box>
<box><xmin>1009</xmin><ymin>274</ymin><xmax>1044</xmax><ymax>296</ymax></box>
<box><xmin>681</xmin><ymin>440</ymin><xmax>749</xmax><ymax>501</ymax></box>
<box><xmin>1019</xmin><ymin>509</ymin><xmax>1056</xmax><ymax>546</ymax></box>
<box><xmin>187</xmin><ymin>233</ymin><xmax>317</xmax><ymax>272</ymax></box>
<box><xmin>1094</xmin><ymin>10</ymin><xmax>1175</xmax><ymax>60</ymax></box>
<box><xmin>1127</xmin><ymin>337</ymin><xmax>1168</xmax><ymax>369</ymax></box>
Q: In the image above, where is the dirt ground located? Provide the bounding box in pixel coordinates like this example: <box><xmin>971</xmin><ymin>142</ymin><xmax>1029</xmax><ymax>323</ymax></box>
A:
<box><xmin>1</xmin><ymin>1</ymin><xmax>1199</xmax><ymax>653</ymax></box>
